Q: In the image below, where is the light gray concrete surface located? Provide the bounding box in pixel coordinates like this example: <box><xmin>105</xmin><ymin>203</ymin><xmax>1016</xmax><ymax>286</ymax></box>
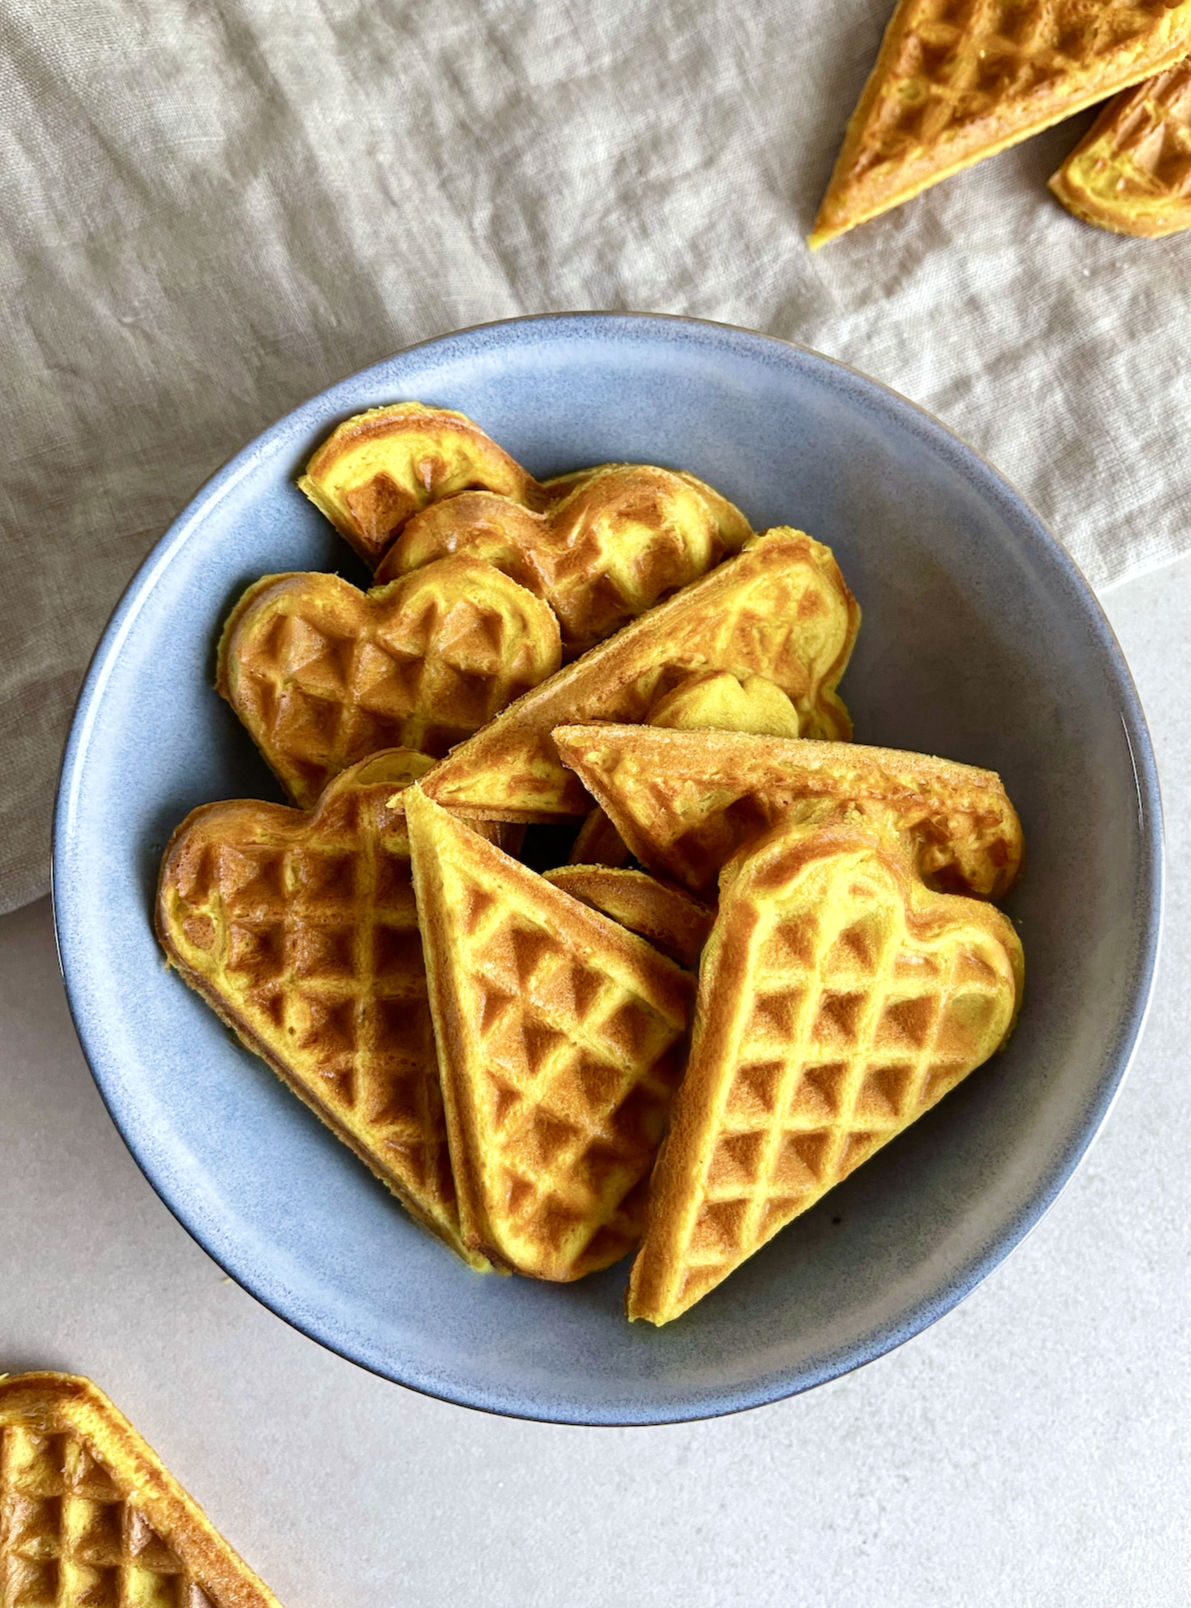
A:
<box><xmin>3</xmin><ymin>556</ymin><xmax>1189</xmax><ymax>1608</ymax></box>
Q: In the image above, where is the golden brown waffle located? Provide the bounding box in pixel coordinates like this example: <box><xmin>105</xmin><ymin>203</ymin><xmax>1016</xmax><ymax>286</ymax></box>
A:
<box><xmin>1050</xmin><ymin>55</ymin><xmax>1191</xmax><ymax>234</ymax></box>
<box><xmin>555</xmin><ymin>725</ymin><xmax>1024</xmax><ymax>902</ymax></box>
<box><xmin>542</xmin><ymin>867</ymin><xmax>715</xmax><ymax>968</ymax></box>
<box><xmin>648</xmin><ymin>669</ymin><xmax>803</xmax><ymax>738</ymax></box>
<box><xmin>156</xmin><ymin>751</ymin><xmax>492</xmax><ymax>1270</ymax></box>
<box><xmin>0</xmin><ymin>1372</ymin><xmax>281</xmax><ymax>1608</ymax></box>
<box><xmin>298</xmin><ymin>401</ymin><xmax>548</xmax><ymax>567</ymax></box>
<box><xmin>406</xmin><ymin>789</ymin><xmax>695</xmax><ymax>1281</ymax></box>
<box><xmin>417</xmin><ymin>529</ymin><xmax>861</xmax><ymax>823</ymax></box>
<box><xmin>810</xmin><ymin>0</ymin><xmax>1191</xmax><ymax>248</ymax></box>
<box><xmin>377</xmin><ymin>464</ymin><xmax>754</xmax><ymax>657</ymax></box>
<box><xmin>627</xmin><ymin>813</ymin><xmax>1024</xmax><ymax>1324</ymax></box>
<box><xmin>568</xmin><ymin>808</ymin><xmax>633</xmax><ymax>868</ymax></box>
<box><xmin>218</xmin><ymin>554</ymin><xmax>561</xmax><ymax>810</ymax></box>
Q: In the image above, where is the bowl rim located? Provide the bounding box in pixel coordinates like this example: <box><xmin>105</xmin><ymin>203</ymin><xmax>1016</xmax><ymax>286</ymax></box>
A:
<box><xmin>52</xmin><ymin>310</ymin><xmax>1165</xmax><ymax>1425</ymax></box>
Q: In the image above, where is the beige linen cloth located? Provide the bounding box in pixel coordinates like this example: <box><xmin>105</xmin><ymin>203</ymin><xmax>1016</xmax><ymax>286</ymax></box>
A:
<box><xmin>3</xmin><ymin>0</ymin><xmax>1189</xmax><ymax>914</ymax></box>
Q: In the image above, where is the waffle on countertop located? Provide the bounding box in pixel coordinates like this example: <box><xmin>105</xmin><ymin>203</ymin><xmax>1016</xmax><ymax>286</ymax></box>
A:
<box><xmin>0</xmin><ymin>1373</ymin><xmax>282</xmax><ymax>1608</ymax></box>
<box><xmin>297</xmin><ymin>402</ymin><xmax>550</xmax><ymax>568</ymax></box>
<box><xmin>554</xmin><ymin>725</ymin><xmax>1024</xmax><ymax>902</ymax></box>
<box><xmin>1050</xmin><ymin>54</ymin><xmax>1191</xmax><ymax>234</ymax></box>
<box><xmin>156</xmin><ymin>750</ymin><xmax>493</xmax><ymax>1270</ymax></box>
<box><xmin>810</xmin><ymin>0</ymin><xmax>1191</xmax><ymax>247</ymax></box>
<box><xmin>542</xmin><ymin>866</ymin><xmax>715</xmax><ymax>969</ymax></box>
<box><xmin>627</xmin><ymin>812</ymin><xmax>1024</xmax><ymax>1325</ymax></box>
<box><xmin>378</xmin><ymin>464</ymin><xmax>754</xmax><ymax>657</ymax></box>
<box><xmin>418</xmin><ymin>529</ymin><xmax>861</xmax><ymax>823</ymax></box>
<box><xmin>218</xmin><ymin>554</ymin><xmax>561</xmax><ymax>809</ymax></box>
<box><xmin>406</xmin><ymin>789</ymin><xmax>695</xmax><ymax>1281</ymax></box>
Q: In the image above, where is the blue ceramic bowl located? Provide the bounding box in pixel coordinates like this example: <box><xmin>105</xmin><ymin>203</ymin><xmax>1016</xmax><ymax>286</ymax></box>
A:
<box><xmin>54</xmin><ymin>314</ymin><xmax>1162</xmax><ymax>1425</ymax></box>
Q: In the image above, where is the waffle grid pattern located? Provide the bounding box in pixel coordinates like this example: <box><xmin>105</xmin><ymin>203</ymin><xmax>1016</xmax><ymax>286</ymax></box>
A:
<box><xmin>159</xmin><ymin>780</ymin><xmax>460</xmax><ymax>1251</ymax></box>
<box><xmin>224</xmin><ymin>560</ymin><xmax>559</xmax><ymax>807</ymax></box>
<box><xmin>0</xmin><ymin>1424</ymin><xmax>206</xmax><ymax>1608</ymax></box>
<box><xmin>1065</xmin><ymin>58</ymin><xmax>1191</xmax><ymax>203</ymax></box>
<box><xmin>636</xmin><ymin>834</ymin><xmax>1018</xmax><ymax>1319</ymax></box>
<box><xmin>409</xmin><ymin>795</ymin><xmax>693</xmax><ymax>1280</ymax></box>
<box><xmin>867</xmin><ymin>0</ymin><xmax>1187</xmax><ymax>166</ymax></box>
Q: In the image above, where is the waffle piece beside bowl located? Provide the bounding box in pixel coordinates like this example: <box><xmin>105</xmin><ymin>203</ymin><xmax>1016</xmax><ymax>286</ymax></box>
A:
<box><xmin>1050</xmin><ymin>55</ymin><xmax>1191</xmax><ymax>236</ymax></box>
<box><xmin>0</xmin><ymin>1372</ymin><xmax>282</xmax><ymax>1607</ymax></box>
<box><xmin>810</xmin><ymin>0</ymin><xmax>1191</xmax><ymax>247</ymax></box>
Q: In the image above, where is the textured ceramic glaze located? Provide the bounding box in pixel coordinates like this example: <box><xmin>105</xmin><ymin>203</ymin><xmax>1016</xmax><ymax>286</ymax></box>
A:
<box><xmin>53</xmin><ymin>315</ymin><xmax>1163</xmax><ymax>1425</ymax></box>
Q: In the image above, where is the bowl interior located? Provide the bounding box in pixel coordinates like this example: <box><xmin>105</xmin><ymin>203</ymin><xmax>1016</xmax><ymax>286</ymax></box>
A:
<box><xmin>54</xmin><ymin>315</ymin><xmax>1160</xmax><ymax>1424</ymax></box>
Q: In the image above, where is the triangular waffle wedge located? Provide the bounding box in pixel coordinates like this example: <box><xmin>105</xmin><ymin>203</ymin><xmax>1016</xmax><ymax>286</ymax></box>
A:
<box><xmin>810</xmin><ymin>0</ymin><xmax>1191</xmax><ymax>248</ymax></box>
<box><xmin>1050</xmin><ymin>55</ymin><xmax>1191</xmax><ymax>235</ymax></box>
<box><xmin>416</xmin><ymin>529</ymin><xmax>860</xmax><ymax>823</ymax></box>
<box><xmin>0</xmin><ymin>1372</ymin><xmax>281</xmax><ymax>1607</ymax></box>
<box><xmin>542</xmin><ymin>866</ymin><xmax>715</xmax><ymax>968</ymax></box>
<box><xmin>627</xmin><ymin>812</ymin><xmax>1024</xmax><ymax>1324</ymax></box>
<box><xmin>405</xmin><ymin>789</ymin><xmax>696</xmax><ymax>1280</ymax></box>
<box><xmin>298</xmin><ymin>401</ymin><xmax>549</xmax><ymax>568</ymax></box>
<box><xmin>218</xmin><ymin>554</ymin><xmax>561</xmax><ymax>809</ymax></box>
<box><xmin>156</xmin><ymin>751</ymin><xmax>493</xmax><ymax>1270</ymax></box>
<box><xmin>377</xmin><ymin>464</ymin><xmax>754</xmax><ymax>657</ymax></box>
<box><xmin>554</xmin><ymin>725</ymin><xmax>1024</xmax><ymax>902</ymax></box>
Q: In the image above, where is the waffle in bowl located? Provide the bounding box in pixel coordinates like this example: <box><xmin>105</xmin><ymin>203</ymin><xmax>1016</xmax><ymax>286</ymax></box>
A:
<box><xmin>298</xmin><ymin>401</ymin><xmax>550</xmax><ymax>568</ymax></box>
<box><xmin>218</xmin><ymin>553</ymin><xmax>561</xmax><ymax>809</ymax></box>
<box><xmin>156</xmin><ymin>750</ymin><xmax>493</xmax><ymax>1270</ymax></box>
<box><xmin>1050</xmin><ymin>55</ymin><xmax>1191</xmax><ymax>234</ymax></box>
<box><xmin>377</xmin><ymin>463</ymin><xmax>754</xmax><ymax>658</ymax></box>
<box><xmin>554</xmin><ymin>724</ymin><xmax>1024</xmax><ymax>903</ymax></box>
<box><xmin>542</xmin><ymin>866</ymin><xmax>715</xmax><ymax>968</ymax></box>
<box><xmin>810</xmin><ymin>0</ymin><xmax>1191</xmax><ymax>248</ymax></box>
<box><xmin>627</xmin><ymin>809</ymin><xmax>1024</xmax><ymax>1325</ymax></box>
<box><xmin>417</xmin><ymin>528</ymin><xmax>861</xmax><ymax>823</ymax></box>
<box><xmin>0</xmin><ymin>1372</ymin><xmax>281</xmax><ymax>1607</ymax></box>
<box><xmin>406</xmin><ymin>788</ymin><xmax>695</xmax><ymax>1281</ymax></box>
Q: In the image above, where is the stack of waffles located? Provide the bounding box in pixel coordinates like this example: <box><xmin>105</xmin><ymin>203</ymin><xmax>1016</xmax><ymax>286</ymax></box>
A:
<box><xmin>810</xmin><ymin>0</ymin><xmax>1191</xmax><ymax>244</ymax></box>
<box><xmin>158</xmin><ymin>401</ymin><xmax>1024</xmax><ymax>1322</ymax></box>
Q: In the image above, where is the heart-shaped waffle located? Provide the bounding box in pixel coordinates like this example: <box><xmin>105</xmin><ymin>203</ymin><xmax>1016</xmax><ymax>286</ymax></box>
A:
<box><xmin>218</xmin><ymin>552</ymin><xmax>562</xmax><ymax>809</ymax></box>
<box><xmin>418</xmin><ymin>529</ymin><xmax>860</xmax><ymax>822</ymax></box>
<box><xmin>298</xmin><ymin>401</ymin><xmax>550</xmax><ymax>567</ymax></box>
<box><xmin>156</xmin><ymin>750</ymin><xmax>493</xmax><ymax>1270</ymax></box>
<box><xmin>378</xmin><ymin>463</ymin><xmax>753</xmax><ymax>657</ymax></box>
<box><xmin>0</xmin><ymin>1373</ymin><xmax>282</xmax><ymax>1608</ymax></box>
<box><xmin>406</xmin><ymin>789</ymin><xmax>695</xmax><ymax>1281</ymax></box>
<box><xmin>555</xmin><ymin>725</ymin><xmax>1024</xmax><ymax>902</ymax></box>
<box><xmin>627</xmin><ymin>811</ymin><xmax>1023</xmax><ymax>1324</ymax></box>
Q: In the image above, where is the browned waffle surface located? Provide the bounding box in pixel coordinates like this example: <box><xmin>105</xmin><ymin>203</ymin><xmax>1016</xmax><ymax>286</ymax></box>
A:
<box><xmin>297</xmin><ymin>401</ymin><xmax>548</xmax><ymax>567</ymax></box>
<box><xmin>0</xmin><ymin>1372</ymin><xmax>281</xmax><ymax>1608</ymax></box>
<box><xmin>406</xmin><ymin>789</ymin><xmax>695</xmax><ymax>1281</ymax></box>
<box><xmin>218</xmin><ymin>555</ymin><xmax>561</xmax><ymax>809</ymax></box>
<box><xmin>418</xmin><ymin>529</ymin><xmax>860</xmax><ymax>822</ymax></box>
<box><xmin>627</xmin><ymin>815</ymin><xmax>1024</xmax><ymax>1324</ymax></box>
<box><xmin>542</xmin><ymin>867</ymin><xmax>714</xmax><ymax>968</ymax></box>
<box><xmin>155</xmin><ymin>752</ymin><xmax>491</xmax><ymax>1270</ymax></box>
<box><xmin>811</xmin><ymin>0</ymin><xmax>1191</xmax><ymax>247</ymax></box>
<box><xmin>1050</xmin><ymin>56</ymin><xmax>1191</xmax><ymax>233</ymax></box>
<box><xmin>555</xmin><ymin>726</ymin><xmax>1024</xmax><ymax>902</ymax></box>
<box><xmin>378</xmin><ymin>464</ymin><xmax>753</xmax><ymax>657</ymax></box>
